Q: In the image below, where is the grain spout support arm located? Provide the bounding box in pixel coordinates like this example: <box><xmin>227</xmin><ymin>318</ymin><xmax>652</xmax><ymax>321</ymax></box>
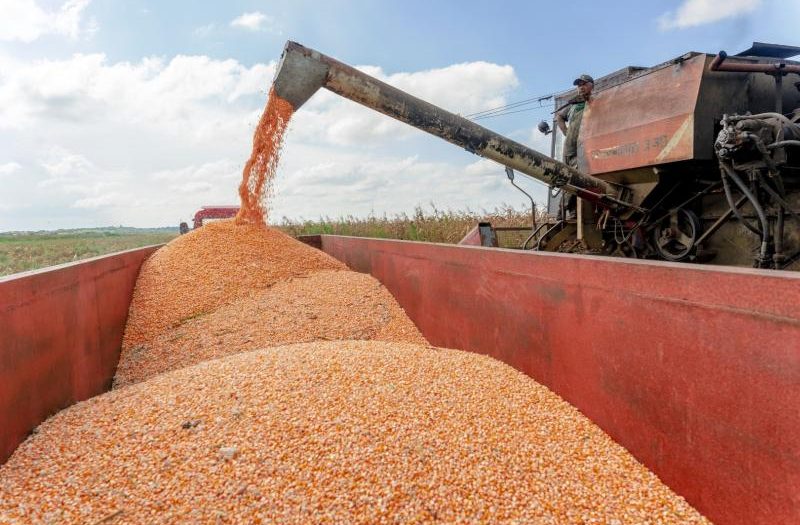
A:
<box><xmin>272</xmin><ymin>41</ymin><xmax>629</xmax><ymax>209</ymax></box>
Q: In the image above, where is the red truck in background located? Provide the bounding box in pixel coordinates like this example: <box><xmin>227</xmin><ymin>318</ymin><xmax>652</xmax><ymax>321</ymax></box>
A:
<box><xmin>182</xmin><ymin>206</ymin><xmax>240</xmax><ymax>233</ymax></box>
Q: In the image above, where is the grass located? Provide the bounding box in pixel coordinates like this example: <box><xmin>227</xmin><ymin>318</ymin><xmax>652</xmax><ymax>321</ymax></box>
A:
<box><xmin>1</xmin><ymin>205</ymin><xmax>540</xmax><ymax>277</ymax></box>
<box><xmin>277</xmin><ymin>204</ymin><xmax>542</xmax><ymax>246</ymax></box>
<box><xmin>0</xmin><ymin>228</ymin><xmax>177</xmax><ymax>277</ymax></box>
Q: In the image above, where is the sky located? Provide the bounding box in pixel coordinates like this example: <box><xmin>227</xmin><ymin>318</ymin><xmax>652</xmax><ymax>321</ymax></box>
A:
<box><xmin>0</xmin><ymin>0</ymin><xmax>797</xmax><ymax>231</ymax></box>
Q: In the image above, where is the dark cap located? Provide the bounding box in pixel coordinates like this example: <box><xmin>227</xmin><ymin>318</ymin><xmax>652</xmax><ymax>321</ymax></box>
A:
<box><xmin>573</xmin><ymin>74</ymin><xmax>594</xmax><ymax>85</ymax></box>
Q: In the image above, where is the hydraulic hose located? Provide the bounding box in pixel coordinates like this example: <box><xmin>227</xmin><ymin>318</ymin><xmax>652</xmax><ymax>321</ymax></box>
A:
<box><xmin>768</xmin><ymin>140</ymin><xmax>800</xmax><ymax>149</ymax></box>
<box><xmin>720</xmin><ymin>163</ymin><xmax>770</xmax><ymax>262</ymax></box>
<box><xmin>758</xmin><ymin>178</ymin><xmax>800</xmax><ymax>222</ymax></box>
<box><xmin>720</xmin><ymin>164</ymin><xmax>762</xmax><ymax>236</ymax></box>
<box><xmin>740</xmin><ymin>132</ymin><xmax>778</xmax><ymax>172</ymax></box>
<box><xmin>729</xmin><ymin>112</ymin><xmax>800</xmax><ymax>135</ymax></box>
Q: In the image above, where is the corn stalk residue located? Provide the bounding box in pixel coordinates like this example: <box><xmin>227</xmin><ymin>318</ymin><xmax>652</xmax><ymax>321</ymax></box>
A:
<box><xmin>236</xmin><ymin>88</ymin><xmax>295</xmax><ymax>226</ymax></box>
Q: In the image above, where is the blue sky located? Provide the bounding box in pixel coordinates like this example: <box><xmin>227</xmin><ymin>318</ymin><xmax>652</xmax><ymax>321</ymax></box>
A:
<box><xmin>0</xmin><ymin>0</ymin><xmax>796</xmax><ymax>230</ymax></box>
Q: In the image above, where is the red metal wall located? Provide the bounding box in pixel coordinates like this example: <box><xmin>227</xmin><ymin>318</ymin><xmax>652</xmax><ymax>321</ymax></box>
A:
<box><xmin>0</xmin><ymin>246</ymin><xmax>159</xmax><ymax>464</ymax></box>
<box><xmin>580</xmin><ymin>53</ymin><xmax>705</xmax><ymax>174</ymax></box>
<box><xmin>316</xmin><ymin>236</ymin><xmax>800</xmax><ymax>525</ymax></box>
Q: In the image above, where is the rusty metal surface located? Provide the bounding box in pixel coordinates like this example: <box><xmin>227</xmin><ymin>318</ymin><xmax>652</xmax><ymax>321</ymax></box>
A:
<box><xmin>296</xmin><ymin>234</ymin><xmax>322</xmax><ymax>250</ymax></box>
<box><xmin>0</xmin><ymin>246</ymin><xmax>160</xmax><ymax>464</ymax></box>
<box><xmin>457</xmin><ymin>225</ymin><xmax>482</xmax><ymax>246</ymax></box>
<box><xmin>736</xmin><ymin>42</ymin><xmax>800</xmax><ymax>59</ymax></box>
<box><xmin>316</xmin><ymin>235</ymin><xmax>800</xmax><ymax>525</ymax></box>
<box><xmin>192</xmin><ymin>206</ymin><xmax>240</xmax><ymax>229</ymax></box>
<box><xmin>580</xmin><ymin>54</ymin><xmax>706</xmax><ymax>174</ymax></box>
<box><xmin>711</xmin><ymin>51</ymin><xmax>800</xmax><ymax>73</ymax></box>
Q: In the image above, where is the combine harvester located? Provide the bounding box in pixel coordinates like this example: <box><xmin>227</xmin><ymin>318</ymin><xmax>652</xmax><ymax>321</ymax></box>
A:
<box><xmin>191</xmin><ymin>205</ymin><xmax>240</xmax><ymax>229</ymax></box>
<box><xmin>275</xmin><ymin>41</ymin><xmax>800</xmax><ymax>269</ymax></box>
<box><xmin>179</xmin><ymin>205</ymin><xmax>241</xmax><ymax>234</ymax></box>
<box><xmin>2</xmin><ymin>42</ymin><xmax>800</xmax><ymax>524</ymax></box>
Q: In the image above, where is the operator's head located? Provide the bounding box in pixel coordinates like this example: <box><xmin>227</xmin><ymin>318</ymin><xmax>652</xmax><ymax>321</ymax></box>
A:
<box><xmin>573</xmin><ymin>74</ymin><xmax>594</xmax><ymax>97</ymax></box>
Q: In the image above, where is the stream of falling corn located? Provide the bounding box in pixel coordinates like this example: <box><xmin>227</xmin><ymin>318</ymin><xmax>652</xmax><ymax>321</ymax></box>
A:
<box><xmin>0</xmin><ymin>90</ymin><xmax>712</xmax><ymax>524</ymax></box>
<box><xmin>236</xmin><ymin>88</ymin><xmax>294</xmax><ymax>226</ymax></box>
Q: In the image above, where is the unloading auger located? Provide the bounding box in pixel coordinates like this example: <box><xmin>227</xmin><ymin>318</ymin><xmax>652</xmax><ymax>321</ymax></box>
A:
<box><xmin>270</xmin><ymin>41</ymin><xmax>634</xmax><ymax>213</ymax></box>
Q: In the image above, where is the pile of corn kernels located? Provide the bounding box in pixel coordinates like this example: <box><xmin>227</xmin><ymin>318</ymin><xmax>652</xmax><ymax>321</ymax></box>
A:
<box><xmin>115</xmin><ymin>269</ymin><xmax>427</xmax><ymax>387</ymax></box>
<box><xmin>122</xmin><ymin>220</ymin><xmax>346</xmax><ymax>349</ymax></box>
<box><xmin>0</xmin><ymin>341</ymin><xmax>710</xmax><ymax>524</ymax></box>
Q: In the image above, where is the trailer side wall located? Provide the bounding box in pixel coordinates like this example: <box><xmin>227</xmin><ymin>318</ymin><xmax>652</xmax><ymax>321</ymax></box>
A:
<box><xmin>0</xmin><ymin>246</ymin><xmax>159</xmax><ymax>463</ymax></box>
<box><xmin>3</xmin><ymin>237</ymin><xmax>799</xmax><ymax>525</ymax></box>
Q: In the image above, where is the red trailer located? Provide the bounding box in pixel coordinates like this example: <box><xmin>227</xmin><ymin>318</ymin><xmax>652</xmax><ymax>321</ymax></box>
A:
<box><xmin>191</xmin><ymin>205</ymin><xmax>240</xmax><ymax>229</ymax></box>
<box><xmin>2</xmin><ymin>240</ymin><xmax>799</xmax><ymax>524</ymax></box>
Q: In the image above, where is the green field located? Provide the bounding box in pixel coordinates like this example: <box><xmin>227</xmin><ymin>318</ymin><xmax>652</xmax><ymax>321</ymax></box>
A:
<box><xmin>1</xmin><ymin>206</ymin><xmax>538</xmax><ymax>278</ymax></box>
<box><xmin>0</xmin><ymin>228</ymin><xmax>178</xmax><ymax>277</ymax></box>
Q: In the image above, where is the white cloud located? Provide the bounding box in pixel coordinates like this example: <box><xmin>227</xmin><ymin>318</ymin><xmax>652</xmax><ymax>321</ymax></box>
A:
<box><xmin>151</xmin><ymin>160</ymin><xmax>239</xmax><ymax>183</ymax></box>
<box><xmin>272</xmin><ymin>152</ymin><xmax>524</xmax><ymax>222</ymax></box>
<box><xmin>41</xmin><ymin>150</ymin><xmax>92</xmax><ymax>179</ymax></box>
<box><xmin>36</xmin><ymin>147</ymin><xmax>122</xmax><ymax>199</ymax></box>
<box><xmin>658</xmin><ymin>0</ymin><xmax>762</xmax><ymax>30</ymax></box>
<box><xmin>0</xmin><ymin>162</ymin><xmax>22</xmax><ymax>176</ymax></box>
<box><xmin>464</xmin><ymin>159</ymin><xmax>502</xmax><ymax>177</ymax></box>
<box><xmin>174</xmin><ymin>181</ymin><xmax>214</xmax><ymax>194</ymax></box>
<box><xmin>0</xmin><ymin>53</ymin><xmax>275</xmax><ymax>131</ymax></box>
<box><xmin>291</xmin><ymin>62</ymin><xmax>518</xmax><ymax>147</ymax></box>
<box><xmin>0</xmin><ymin>51</ymin><xmax>535</xmax><ymax>231</ymax></box>
<box><xmin>230</xmin><ymin>11</ymin><xmax>272</xmax><ymax>32</ymax></box>
<box><xmin>193</xmin><ymin>23</ymin><xmax>215</xmax><ymax>38</ymax></box>
<box><xmin>72</xmin><ymin>192</ymin><xmax>125</xmax><ymax>209</ymax></box>
<box><xmin>529</xmin><ymin>125</ymin><xmax>554</xmax><ymax>156</ymax></box>
<box><xmin>0</xmin><ymin>0</ymin><xmax>94</xmax><ymax>42</ymax></box>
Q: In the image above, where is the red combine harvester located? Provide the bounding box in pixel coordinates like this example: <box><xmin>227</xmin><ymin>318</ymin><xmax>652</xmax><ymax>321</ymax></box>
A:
<box><xmin>275</xmin><ymin>41</ymin><xmax>800</xmax><ymax>269</ymax></box>
<box><xmin>191</xmin><ymin>205</ymin><xmax>240</xmax><ymax>229</ymax></box>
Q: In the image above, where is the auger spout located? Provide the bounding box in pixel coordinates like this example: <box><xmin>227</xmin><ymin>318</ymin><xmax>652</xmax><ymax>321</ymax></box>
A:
<box><xmin>272</xmin><ymin>41</ymin><xmax>625</xmax><ymax>207</ymax></box>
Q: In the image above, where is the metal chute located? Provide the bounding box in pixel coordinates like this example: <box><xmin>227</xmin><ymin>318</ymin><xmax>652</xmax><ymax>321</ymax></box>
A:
<box><xmin>271</xmin><ymin>41</ymin><xmax>629</xmax><ymax>210</ymax></box>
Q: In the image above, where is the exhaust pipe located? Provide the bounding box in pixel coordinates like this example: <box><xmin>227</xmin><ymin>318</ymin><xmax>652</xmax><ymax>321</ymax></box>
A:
<box><xmin>273</xmin><ymin>41</ymin><xmax>624</xmax><ymax>207</ymax></box>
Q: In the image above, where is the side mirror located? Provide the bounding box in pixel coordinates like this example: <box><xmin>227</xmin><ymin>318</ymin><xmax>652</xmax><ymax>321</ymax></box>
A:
<box><xmin>505</xmin><ymin>167</ymin><xmax>515</xmax><ymax>181</ymax></box>
<box><xmin>537</xmin><ymin>120</ymin><xmax>552</xmax><ymax>135</ymax></box>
